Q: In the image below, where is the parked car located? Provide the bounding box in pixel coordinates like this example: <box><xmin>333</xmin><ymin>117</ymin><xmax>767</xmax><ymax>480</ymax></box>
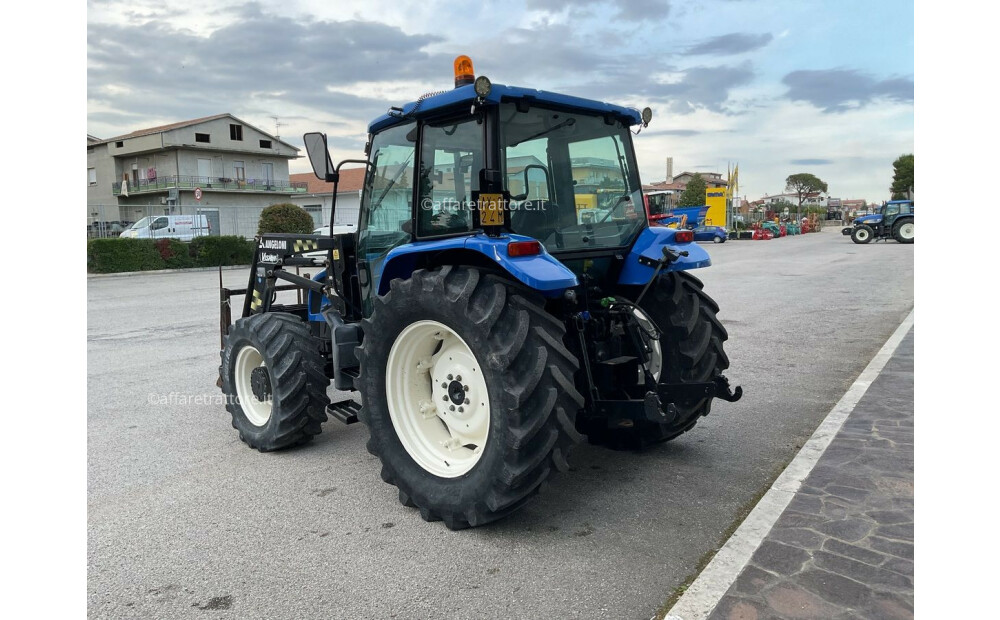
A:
<box><xmin>693</xmin><ymin>225</ymin><xmax>727</xmax><ymax>243</ymax></box>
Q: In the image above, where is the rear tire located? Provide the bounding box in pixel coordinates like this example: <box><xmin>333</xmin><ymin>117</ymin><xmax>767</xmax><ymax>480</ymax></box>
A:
<box><xmin>221</xmin><ymin>313</ymin><xmax>330</xmax><ymax>451</ymax></box>
<box><xmin>356</xmin><ymin>266</ymin><xmax>584</xmax><ymax>529</ymax></box>
<box><xmin>586</xmin><ymin>271</ymin><xmax>730</xmax><ymax>450</ymax></box>
<box><xmin>851</xmin><ymin>225</ymin><xmax>874</xmax><ymax>244</ymax></box>
<box><xmin>892</xmin><ymin>219</ymin><xmax>914</xmax><ymax>244</ymax></box>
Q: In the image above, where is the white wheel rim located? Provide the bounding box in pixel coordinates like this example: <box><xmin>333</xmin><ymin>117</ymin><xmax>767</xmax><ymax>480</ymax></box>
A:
<box><xmin>632</xmin><ymin>307</ymin><xmax>662</xmax><ymax>382</ymax></box>
<box><xmin>856</xmin><ymin>229</ymin><xmax>869</xmax><ymax>241</ymax></box>
<box><xmin>385</xmin><ymin>320</ymin><xmax>490</xmax><ymax>478</ymax></box>
<box><xmin>234</xmin><ymin>345</ymin><xmax>272</xmax><ymax>426</ymax></box>
<box><xmin>900</xmin><ymin>223</ymin><xmax>914</xmax><ymax>239</ymax></box>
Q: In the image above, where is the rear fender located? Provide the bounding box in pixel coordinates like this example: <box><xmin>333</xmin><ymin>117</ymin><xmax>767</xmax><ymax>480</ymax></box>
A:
<box><xmin>618</xmin><ymin>226</ymin><xmax>711</xmax><ymax>286</ymax></box>
<box><xmin>378</xmin><ymin>233</ymin><xmax>579</xmax><ymax>297</ymax></box>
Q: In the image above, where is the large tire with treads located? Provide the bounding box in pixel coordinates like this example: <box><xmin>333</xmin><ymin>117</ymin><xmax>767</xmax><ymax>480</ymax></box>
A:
<box><xmin>220</xmin><ymin>312</ymin><xmax>329</xmax><ymax>451</ymax></box>
<box><xmin>584</xmin><ymin>271</ymin><xmax>730</xmax><ymax>449</ymax></box>
<box><xmin>892</xmin><ymin>218</ymin><xmax>914</xmax><ymax>244</ymax></box>
<box><xmin>851</xmin><ymin>224</ymin><xmax>874</xmax><ymax>244</ymax></box>
<box><xmin>356</xmin><ymin>266</ymin><xmax>584</xmax><ymax>529</ymax></box>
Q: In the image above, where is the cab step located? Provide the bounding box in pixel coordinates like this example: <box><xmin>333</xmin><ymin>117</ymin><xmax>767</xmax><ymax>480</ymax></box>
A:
<box><xmin>326</xmin><ymin>399</ymin><xmax>361</xmax><ymax>425</ymax></box>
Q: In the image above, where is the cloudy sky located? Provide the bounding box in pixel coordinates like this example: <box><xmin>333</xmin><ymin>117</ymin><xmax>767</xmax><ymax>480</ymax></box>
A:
<box><xmin>87</xmin><ymin>0</ymin><xmax>913</xmax><ymax>203</ymax></box>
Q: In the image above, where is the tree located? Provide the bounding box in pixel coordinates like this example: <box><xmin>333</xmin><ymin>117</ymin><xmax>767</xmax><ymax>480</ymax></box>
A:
<box><xmin>785</xmin><ymin>173</ymin><xmax>828</xmax><ymax>208</ymax></box>
<box><xmin>257</xmin><ymin>203</ymin><xmax>315</xmax><ymax>235</ymax></box>
<box><xmin>677</xmin><ymin>173</ymin><xmax>707</xmax><ymax>207</ymax></box>
<box><xmin>890</xmin><ymin>154</ymin><xmax>914</xmax><ymax>200</ymax></box>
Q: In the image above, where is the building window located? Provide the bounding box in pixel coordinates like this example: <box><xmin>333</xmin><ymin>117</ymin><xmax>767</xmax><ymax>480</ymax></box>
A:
<box><xmin>88</xmin><ymin>168</ymin><xmax>97</xmax><ymax>186</ymax></box>
<box><xmin>195</xmin><ymin>133</ymin><xmax>211</xmax><ymax>143</ymax></box>
<box><xmin>230</xmin><ymin>124</ymin><xmax>243</xmax><ymax>141</ymax></box>
<box><xmin>259</xmin><ymin>139</ymin><xmax>272</xmax><ymax>149</ymax></box>
<box><xmin>115</xmin><ymin>141</ymin><xmax>124</xmax><ymax>148</ymax></box>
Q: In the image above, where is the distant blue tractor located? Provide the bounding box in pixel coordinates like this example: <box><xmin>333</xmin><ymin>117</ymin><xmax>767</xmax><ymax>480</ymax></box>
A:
<box><xmin>842</xmin><ymin>200</ymin><xmax>914</xmax><ymax>244</ymax></box>
<box><xmin>217</xmin><ymin>57</ymin><xmax>741</xmax><ymax>529</ymax></box>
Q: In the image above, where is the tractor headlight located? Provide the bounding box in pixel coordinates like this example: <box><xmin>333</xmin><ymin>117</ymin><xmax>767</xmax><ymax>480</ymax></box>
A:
<box><xmin>474</xmin><ymin>75</ymin><xmax>492</xmax><ymax>98</ymax></box>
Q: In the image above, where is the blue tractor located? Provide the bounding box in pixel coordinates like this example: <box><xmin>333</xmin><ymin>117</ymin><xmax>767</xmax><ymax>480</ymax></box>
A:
<box><xmin>842</xmin><ymin>200</ymin><xmax>914</xmax><ymax>244</ymax></box>
<box><xmin>217</xmin><ymin>57</ymin><xmax>742</xmax><ymax>529</ymax></box>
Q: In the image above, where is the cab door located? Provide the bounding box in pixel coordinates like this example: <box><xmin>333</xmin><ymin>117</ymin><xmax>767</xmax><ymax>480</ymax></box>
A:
<box><xmin>356</xmin><ymin>122</ymin><xmax>417</xmax><ymax>316</ymax></box>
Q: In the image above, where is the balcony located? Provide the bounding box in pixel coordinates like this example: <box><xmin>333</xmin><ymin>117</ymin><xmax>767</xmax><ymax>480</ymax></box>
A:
<box><xmin>113</xmin><ymin>175</ymin><xmax>307</xmax><ymax>196</ymax></box>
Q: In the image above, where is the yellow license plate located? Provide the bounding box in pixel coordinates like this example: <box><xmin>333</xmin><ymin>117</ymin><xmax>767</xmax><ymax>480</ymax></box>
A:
<box><xmin>478</xmin><ymin>193</ymin><xmax>505</xmax><ymax>226</ymax></box>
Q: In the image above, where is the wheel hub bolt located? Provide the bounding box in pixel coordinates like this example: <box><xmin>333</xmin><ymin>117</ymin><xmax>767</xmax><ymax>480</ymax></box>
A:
<box><xmin>450</xmin><ymin>405</ymin><xmax>456</xmax><ymax>412</ymax></box>
<box><xmin>447</xmin><ymin>374</ymin><xmax>454</xmax><ymax>380</ymax></box>
<box><xmin>458</xmin><ymin>407</ymin><xmax>464</xmax><ymax>413</ymax></box>
<box><xmin>442</xmin><ymin>395</ymin><xmax>449</xmax><ymax>401</ymax></box>
<box><xmin>456</xmin><ymin>375</ymin><xmax>462</xmax><ymax>382</ymax></box>
<box><xmin>441</xmin><ymin>382</ymin><xmax>448</xmax><ymax>388</ymax></box>
<box><xmin>465</xmin><ymin>398</ymin><xmax>470</xmax><ymax>405</ymax></box>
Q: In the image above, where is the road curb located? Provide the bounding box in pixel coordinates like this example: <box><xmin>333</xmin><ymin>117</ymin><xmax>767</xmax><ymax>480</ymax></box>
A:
<box><xmin>663</xmin><ymin>307</ymin><xmax>915</xmax><ymax>620</ymax></box>
<box><xmin>87</xmin><ymin>265</ymin><xmax>251</xmax><ymax>279</ymax></box>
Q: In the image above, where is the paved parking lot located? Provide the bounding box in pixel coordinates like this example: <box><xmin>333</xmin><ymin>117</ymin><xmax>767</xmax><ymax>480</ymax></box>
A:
<box><xmin>87</xmin><ymin>228</ymin><xmax>913</xmax><ymax>619</ymax></box>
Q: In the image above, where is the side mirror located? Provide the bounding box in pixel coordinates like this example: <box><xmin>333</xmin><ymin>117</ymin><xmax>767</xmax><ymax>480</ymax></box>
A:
<box><xmin>304</xmin><ymin>132</ymin><xmax>336</xmax><ymax>182</ymax></box>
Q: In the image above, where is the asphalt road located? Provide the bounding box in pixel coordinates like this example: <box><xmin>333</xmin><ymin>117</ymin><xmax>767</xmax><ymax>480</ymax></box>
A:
<box><xmin>87</xmin><ymin>227</ymin><xmax>913</xmax><ymax>619</ymax></box>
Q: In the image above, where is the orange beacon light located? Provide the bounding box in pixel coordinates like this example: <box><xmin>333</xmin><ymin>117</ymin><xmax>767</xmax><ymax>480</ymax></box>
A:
<box><xmin>454</xmin><ymin>55</ymin><xmax>475</xmax><ymax>88</ymax></box>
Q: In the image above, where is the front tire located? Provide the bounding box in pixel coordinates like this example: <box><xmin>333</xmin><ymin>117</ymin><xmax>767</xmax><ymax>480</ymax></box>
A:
<box><xmin>356</xmin><ymin>266</ymin><xmax>584</xmax><ymax>529</ymax></box>
<box><xmin>851</xmin><ymin>225</ymin><xmax>874</xmax><ymax>244</ymax></box>
<box><xmin>221</xmin><ymin>313</ymin><xmax>330</xmax><ymax>451</ymax></box>
<box><xmin>892</xmin><ymin>219</ymin><xmax>914</xmax><ymax>244</ymax></box>
<box><xmin>586</xmin><ymin>272</ymin><xmax>731</xmax><ymax>449</ymax></box>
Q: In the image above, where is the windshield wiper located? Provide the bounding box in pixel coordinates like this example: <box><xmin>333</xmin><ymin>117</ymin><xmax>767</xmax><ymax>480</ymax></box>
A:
<box><xmin>510</xmin><ymin>118</ymin><xmax>576</xmax><ymax>147</ymax></box>
<box><xmin>371</xmin><ymin>150</ymin><xmax>415</xmax><ymax>213</ymax></box>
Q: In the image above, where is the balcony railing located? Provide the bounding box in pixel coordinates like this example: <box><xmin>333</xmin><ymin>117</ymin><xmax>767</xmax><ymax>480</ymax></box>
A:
<box><xmin>112</xmin><ymin>175</ymin><xmax>307</xmax><ymax>196</ymax></box>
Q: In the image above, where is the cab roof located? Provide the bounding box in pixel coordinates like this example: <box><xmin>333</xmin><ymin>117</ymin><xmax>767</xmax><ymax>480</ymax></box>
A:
<box><xmin>368</xmin><ymin>83</ymin><xmax>643</xmax><ymax>134</ymax></box>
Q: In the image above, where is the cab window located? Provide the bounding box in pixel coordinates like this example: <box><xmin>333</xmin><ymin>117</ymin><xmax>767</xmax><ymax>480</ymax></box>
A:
<box><xmin>417</xmin><ymin>117</ymin><xmax>484</xmax><ymax>237</ymax></box>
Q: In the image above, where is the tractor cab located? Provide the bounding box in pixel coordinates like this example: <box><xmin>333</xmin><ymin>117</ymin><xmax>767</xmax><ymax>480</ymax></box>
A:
<box><xmin>304</xmin><ymin>56</ymin><xmax>707</xmax><ymax>318</ymax></box>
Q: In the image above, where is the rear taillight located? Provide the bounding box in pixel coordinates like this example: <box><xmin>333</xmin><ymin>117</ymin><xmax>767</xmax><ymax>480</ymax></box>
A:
<box><xmin>674</xmin><ymin>230</ymin><xmax>694</xmax><ymax>243</ymax></box>
<box><xmin>507</xmin><ymin>240</ymin><xmax>541</xmax><ymax>257</ymax></box>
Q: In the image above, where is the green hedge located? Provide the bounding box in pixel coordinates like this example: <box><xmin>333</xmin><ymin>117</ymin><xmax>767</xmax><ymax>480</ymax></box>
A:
<box><xmin>87</xmin><ymin>236</ymin><xmax>256</xmax><ymax>273</ymax></box>
<box><xmin>189</xmin><ymin>236</ymin><xmax>256</xmax><ymax>266</ymax></box>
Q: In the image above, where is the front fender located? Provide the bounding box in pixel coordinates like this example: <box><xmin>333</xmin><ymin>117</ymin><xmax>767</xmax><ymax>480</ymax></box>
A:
<box><xmin>618</xmin><ymin>227</ymin><xmax>711</xmax><ymax>286</ymax></box>
<box><xmin>379</xmin><ymin>233</ymin><xmax>579</xmax><ymax>296</ymax></box>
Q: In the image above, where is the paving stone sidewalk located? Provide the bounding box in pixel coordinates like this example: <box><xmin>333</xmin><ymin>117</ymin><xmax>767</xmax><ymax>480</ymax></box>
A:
<box><xmin>707</xmin><ymin>329</ymin><xmax>914</xmax><ymax>620</ymax></box>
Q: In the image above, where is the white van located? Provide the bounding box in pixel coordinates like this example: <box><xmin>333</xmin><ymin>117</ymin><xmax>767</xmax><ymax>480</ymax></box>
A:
<box><xmin>120</xmin><ymin>215</ymin><xmax>211</xmax><ymax>241</ymax></box>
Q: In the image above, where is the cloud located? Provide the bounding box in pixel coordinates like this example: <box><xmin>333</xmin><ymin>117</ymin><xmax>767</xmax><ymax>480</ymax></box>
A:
<box><xmin>683</xmin><ymin>33</ymin><xmax>773</xmax><ymax>56</ymax></box>
<box><xmin>525</xmin><ymin>0</ymin><xmax>670</xmax><ymax>22</ymax></box>
<box><xmin>645</xmin><ymin>62</ymin><xmax>755</xmax><ymax>114</ymax></box>
<box><xmin>790</xmin><ymin>158</ymin><xmax>834</xmax><ymax>165</ymax></box>
<box><xmin>782</xmin><ymin>69</ymin><xmax>914</xmax><ymax>112</ymax></box>
<box><xmin>87</xmin><ymin>4</ymin><xmax>448</xmax><ymax>133</ymax></box>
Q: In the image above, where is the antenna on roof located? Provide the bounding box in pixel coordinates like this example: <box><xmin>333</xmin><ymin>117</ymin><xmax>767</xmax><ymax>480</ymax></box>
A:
<box><xmin>270</xmin><ymin>115</ymin><xmax>283</xmax><ymax>139</ymax></box>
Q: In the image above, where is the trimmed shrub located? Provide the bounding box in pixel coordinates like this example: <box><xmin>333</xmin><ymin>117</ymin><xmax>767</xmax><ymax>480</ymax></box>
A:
<box><xmin>258</xmin><ymin>203</ymin><xmax>315</xmax><ymax>235</ymax></box>
<box><xmin>190</xmin><ymin>236</ymin><xmax>256</xmax><ymax>266</ymax></box>
<box><xmin>87</xmin><ymin>236</ymin><xmax>255</xmax><ymax>273</ymax></box>
<box><xmin>154</xmin><ymin>239</ymin><xmax>197</xmax><ymax>269</ymax></box>
<box><xmin>87</xmin><ymin>238</ymin><xmax>164</xmax><ymax>273</ymax></box>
